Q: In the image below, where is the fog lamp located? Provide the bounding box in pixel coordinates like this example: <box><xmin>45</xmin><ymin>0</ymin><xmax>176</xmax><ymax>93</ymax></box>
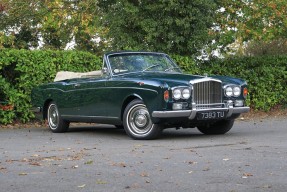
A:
<box><xmin>235</xmin><ymin>100</ymin><xmax>244</xmax><ymax>107</ymax></box>
<box><xmin>173</xmin><ymin>103</ymin><xmax>183</xmax><ymax>110</ymax></box>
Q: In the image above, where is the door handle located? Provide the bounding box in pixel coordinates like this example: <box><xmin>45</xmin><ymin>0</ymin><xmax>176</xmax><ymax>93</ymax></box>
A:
<box><xmin>74</xmin><ymin>83</ymin><xmax>81</xmax><ymax>88</ymax></box>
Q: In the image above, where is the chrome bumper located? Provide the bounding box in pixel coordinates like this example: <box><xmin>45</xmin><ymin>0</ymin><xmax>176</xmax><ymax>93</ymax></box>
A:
<box><xmin>152</xmin><ymin>106</ymin><xmax>250</xmax><ymax>119</ymax></box>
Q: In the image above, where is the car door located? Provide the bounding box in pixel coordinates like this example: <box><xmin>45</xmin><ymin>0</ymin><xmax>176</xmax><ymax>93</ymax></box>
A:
<box><xmin>60</xmin><ymin>76</ymin><xmax>107</xmax><ymax>118</ymax></box>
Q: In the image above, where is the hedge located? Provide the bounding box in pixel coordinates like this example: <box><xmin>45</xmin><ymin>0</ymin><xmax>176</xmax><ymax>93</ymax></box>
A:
<box><xmin>172</xmin><ymin>55</ymin><xmax>286</xmax><ymax>111</ymax></box>
<box><xmin>0</xmin><ymin>49</ymin><xmax>102</xmax><ymax>124</ymax></box>
<box><xmin>198</xmin><ymin>56</ymin><xmax>287</xmax><ymax>111</ymax></box>
<box><xmin>0</xmin><ymin>49</ymin><xmax>286</xmax><ymax>124</ymax></box>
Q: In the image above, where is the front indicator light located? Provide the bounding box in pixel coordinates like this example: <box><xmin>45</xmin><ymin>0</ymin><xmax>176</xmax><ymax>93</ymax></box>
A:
<box><xmin>243</xmin><ymin>87</ymin><xmax>248</xmax><ymax>98</ymax></box>
<box><xmin>164</xmin><ymin>90</ymin><xmax>169</xmax><ymax>102</ymax></box>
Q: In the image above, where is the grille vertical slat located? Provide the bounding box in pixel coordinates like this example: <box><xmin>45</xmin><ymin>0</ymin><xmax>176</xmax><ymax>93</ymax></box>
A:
<box><xmin>193</xmin><ymin>80</ymin><xmax>222</xmax><ymax>109</ymax></box>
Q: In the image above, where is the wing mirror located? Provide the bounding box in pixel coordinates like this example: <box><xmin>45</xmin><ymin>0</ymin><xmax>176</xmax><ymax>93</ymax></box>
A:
<box><xmin>102</xmin><ymin>67</ymin><xmax>108</xmax><ymax>75</ymax></box>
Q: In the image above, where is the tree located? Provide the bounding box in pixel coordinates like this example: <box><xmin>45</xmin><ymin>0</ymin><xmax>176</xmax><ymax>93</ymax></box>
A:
<box><xmin>98</xmin><ymin>0</ymin><xmax>217</xmax><ymax>56</ymax></box>
<box><xmin>0</xmin><ymin>0</ymin><xmax>107</xmax><ymax>53</ymax></box>
<box><xmin>214</xmin><ymin>0</ymin><xmax>287</xmax><ymax>55</ymax></box>
<box><xmin>40</xmin><ymin>0</ymin><xmax>106</xmax><ymax>52</ymax></box>
<box><xmin>244</xmin><ymin>39</ymin><xmax>287</xmax><ymax>56</ymax></box>
<box><xmin>0</xmin><ymin>0</ymin><xmax>41</xmax><ymax>49</ymax></box>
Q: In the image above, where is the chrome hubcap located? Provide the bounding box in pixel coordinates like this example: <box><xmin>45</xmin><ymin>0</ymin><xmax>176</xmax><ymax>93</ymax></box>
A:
<box><xmin>127</xmin><ymin>104</ymin><xmax>152</xmax><ymax>135</ymax></box>
<box><xmin>48</xmin><ymin>104</ymin><xmax>59</xmax><ymax>129</ymax></box>
<box><xmin>134</xmin><ymin>114</ymin><xmax>148</xmax><ymax>128</ymax></box>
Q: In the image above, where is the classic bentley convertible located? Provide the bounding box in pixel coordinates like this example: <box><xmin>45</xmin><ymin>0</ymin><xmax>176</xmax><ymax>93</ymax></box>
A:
<box><xmin>31</xmin><ymin>51</ymin><xmax>250</xmax><ymax>139</ymax></box>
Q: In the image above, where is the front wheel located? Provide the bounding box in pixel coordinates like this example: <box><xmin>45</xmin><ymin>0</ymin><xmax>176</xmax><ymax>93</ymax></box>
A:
<box><xmin>197</xmin><ymin>119</ymin><xmax>234</xmax><ymax>135</ymax></box>
<box><xmin>123</xmin><ymin>99</ymin><xmax>162</xmax><ymax>140</ymax></box>
<box><xmin>47</xmin><ymin>101</ymin><xmax>69</xmax><ymax>133</ymax></box>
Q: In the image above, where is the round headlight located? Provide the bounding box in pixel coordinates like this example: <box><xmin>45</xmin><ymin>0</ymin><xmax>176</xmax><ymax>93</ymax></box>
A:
<box><xmin>182</xmin><ymin>88</ymin><xmax>190</xmax><ymax>99</ymax></box>
<box><xmin>233</xmin><ymin>86</ymin><xmax>241</xmax><ymax>97</ymax></box>
<box><xmin>225</xmin><ymin>86</ymin><xmax>233</xmax><ymax>97</ymax></box>
<box><xmin>173</xmin><ymin>89</ymin><xmax>181</xmax><ymax>100</ymax></box>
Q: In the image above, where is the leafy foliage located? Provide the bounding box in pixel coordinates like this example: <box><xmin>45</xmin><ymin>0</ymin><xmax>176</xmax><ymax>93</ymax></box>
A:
<box><xmin>0</xmin><ymin>49</ymin><xmax>286</xmax><ymax>123</ymax></box>
<box><xmin>0</xmin><ymin>0</ymin><xmax>106</xmax><ymax>53</ymax></box>
<box><xmin>1</xmin><ymin>0</ymin><xmax>287</xmax><ymax>57</ymax></box>
<box><xmin>200</xmin><ymin>56</ymin><xmax>287</xmax><ymax>111</ymax></box>
<box><xmin>245</xmin><ymin>39</ymin><xmax>287</xmax><ymax>56</ymax></box>
<box><xmin>98</xmin><ymin>0</ymin><xmax>217</xmax><ymax>56</ymax></box>
<box><xmin>214</xmin><ymin>0</ymin><xmax>287</xmax><ymax>55</ymax></box>
<box><xmin>168</xmin><ymin>55</ymin><xmax>287</xmax><ymax>111</ymax></box>
<box><xmin>0</xmin><ymin>49</ymin><xmax>101</xmax><ymax>124</ymax></box>
<box><xmin>171</xmin><ymin>55</ymin><xmax>199</xmax><ymax>74</ymax></box>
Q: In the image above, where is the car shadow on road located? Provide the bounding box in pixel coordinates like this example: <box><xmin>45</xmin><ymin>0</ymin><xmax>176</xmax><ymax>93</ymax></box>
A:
<box><xmin>65</xmin><ymin>124</ymin><xmax>221</xmax><ymax>140</ymax></box>
<box><xmin>67</xmin><ymin>126</ymin><xmax>127</xmax><ymax>137</ymax></box>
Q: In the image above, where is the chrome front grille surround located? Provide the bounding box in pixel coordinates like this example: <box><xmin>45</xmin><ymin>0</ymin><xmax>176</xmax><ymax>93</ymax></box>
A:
<box><xmin>190</xmin><ymin>78</ymin><xmax>223</xmax><ymax>109</ymax></box>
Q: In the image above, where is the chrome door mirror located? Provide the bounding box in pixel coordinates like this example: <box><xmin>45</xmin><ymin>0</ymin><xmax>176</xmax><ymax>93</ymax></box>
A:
<box><xmin>102</xmin><ymin>67</ymin><xmax>108</xmax><ymax>75</ymax></box>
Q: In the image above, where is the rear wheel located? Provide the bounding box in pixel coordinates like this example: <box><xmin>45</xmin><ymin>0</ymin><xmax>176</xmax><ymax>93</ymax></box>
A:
<box><xmin>123</xmin><ymin>99</ymin><xmax>162</xmax><ymax>140</ymax></box>
<box><xmin>197</xmin><ymin>119</ymin><xmax>234</xmax><ymax>135</ymax></box>
<box><xmin>47</xmin><ymin>101</ymin><xmax>69</xmax><ymax>133</ymax></box>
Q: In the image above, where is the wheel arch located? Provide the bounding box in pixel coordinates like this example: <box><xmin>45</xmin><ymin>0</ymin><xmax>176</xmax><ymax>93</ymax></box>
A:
<box><xmin>120</xmin><ymin>94</ymin><xmax>142</xmax><ymax>121</ymax></box>
<box><xmin>43</xmin><ymin>99</ymin><xmax>53</xmax><ymax>119</ymax></box>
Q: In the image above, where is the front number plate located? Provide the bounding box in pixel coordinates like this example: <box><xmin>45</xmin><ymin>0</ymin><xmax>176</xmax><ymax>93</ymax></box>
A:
<box><xmin>197</xmin><ymin>111</ymin><xmax>226</xmax><ymax>120</ymax></box>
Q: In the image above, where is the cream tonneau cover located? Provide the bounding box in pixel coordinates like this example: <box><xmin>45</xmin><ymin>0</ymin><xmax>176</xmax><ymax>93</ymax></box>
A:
<box><xmin>54</xmin><ymin>70</ymin><xmax>102</xmax><ymax>82</ymax></box>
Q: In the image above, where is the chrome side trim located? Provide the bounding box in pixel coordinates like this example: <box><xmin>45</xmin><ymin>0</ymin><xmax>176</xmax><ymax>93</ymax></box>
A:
<box><xmin>61</xmin><ymin>115</ymin><xmax>119</xmax><ymax>119</ymax></box>
<box><xmin>46</xmin><ymin>87</ymin><xmax>158</xmax><ymax>94</ymax></box>
<box><xmin>31</xmin><ymin>107</ymin><xmax>42</xmax><ymax>113</ymax></box>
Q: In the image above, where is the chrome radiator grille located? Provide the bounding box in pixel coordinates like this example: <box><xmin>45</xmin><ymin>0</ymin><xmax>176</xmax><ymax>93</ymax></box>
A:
<box><xmin>193</xmin><ymin>80</ymin><xmax>222</xmax><ymax>109</ymax></box>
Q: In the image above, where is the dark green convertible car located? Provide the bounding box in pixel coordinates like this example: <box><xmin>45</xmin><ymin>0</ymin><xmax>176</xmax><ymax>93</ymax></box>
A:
<box><xmin>31</xmin><ymin>51</ymin><xmax>250</xmax><ymax>139</ymax></box>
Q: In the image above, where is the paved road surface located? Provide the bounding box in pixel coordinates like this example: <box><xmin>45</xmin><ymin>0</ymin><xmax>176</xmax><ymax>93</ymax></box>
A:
<box><xmin>0</xmin><ymin>117</ymin><xmax>286</xmax><ymax>192</ymax></box>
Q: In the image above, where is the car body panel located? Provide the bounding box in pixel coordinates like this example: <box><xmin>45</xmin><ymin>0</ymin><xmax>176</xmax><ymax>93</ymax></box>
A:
<box><xmin>31</xmin><ymin>51</ymin><xmax>249</xmax><ymax>128</ymax></box>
